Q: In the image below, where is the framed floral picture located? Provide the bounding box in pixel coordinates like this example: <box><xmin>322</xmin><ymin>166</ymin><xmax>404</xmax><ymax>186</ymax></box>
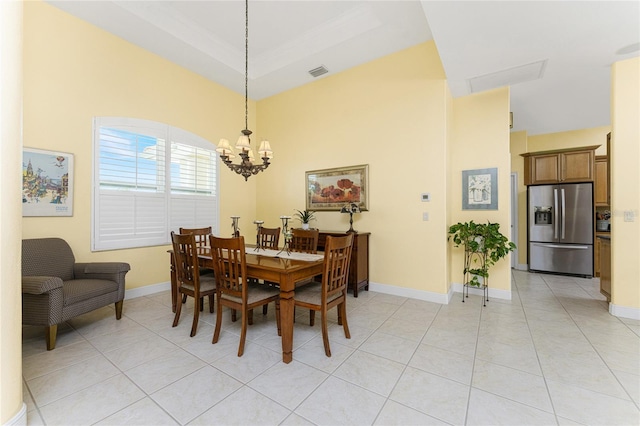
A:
<box><xmin>462</xmin><ymin>167</ymin><xmax>498</xmax><ymax>210</ymax></box>
<box><xmin>22</xmin><ymin>148</ymin><xmax>74</xmax><ymax>217</ymax></box>
<box><xmin>306</xmin><ymin>164</ymin><xmax>369</xmax><ymax>211</ymax></box>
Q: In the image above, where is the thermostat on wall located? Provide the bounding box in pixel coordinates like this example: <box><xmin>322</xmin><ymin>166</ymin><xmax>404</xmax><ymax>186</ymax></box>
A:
<box><xmin>421</xmin><ymin>193</ymin><xmax>431</xmax><ymax>202</ymax></box>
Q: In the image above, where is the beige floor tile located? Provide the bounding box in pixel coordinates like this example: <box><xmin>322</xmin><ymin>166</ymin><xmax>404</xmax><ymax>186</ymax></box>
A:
<box><xmin>334</xmin><ymin>350</ymin><xmax>405</xmax><ymax>396</ymax></box>
<box><xmin>409</xmin><ymin>343</ymin><xmax>474</xmax><ymax>385</ymax></box>
<box><xmin>211</xmin><ymin>344</ymin><xmax>282</xmax><ymax>383</ymax></box>
<box><xmin>295</xmin><ymin>376</ymin><xmax>386</xmax><ymax>425</ymax></box>
<box><xmin>374</xmin><ymin>400</ymin><xmax>450</xmax><ymax>425</ymax></box>
<box><xmin>190</xmin><ymin>386</ymin><xmax>291</xmax><ymax>425</ymax></box>
<box><xmin>472</xmin><ymin>359</ymin><xmax>552</xmax><ymax>412</ymax></box>
<box><xmin>22</xmin><ymin>340</ymin><xmax>100</xmax><ymax>380</ymax></box>
<box><xmin>95</xmin><ymin>397</ymin><xmax>178</xmax><ymax>425</ymax></box>
<box><xmin>248</xmin><ymin>360</ymin><xmax>328</xmax><ymax>409</ymax></box>
<box><xmin>390</xmin><ymin>366</ymin><xmax>469</xmax><ymax>425</ymax></box>
<box><xmin>21</xmin><ymin>271</ymin><xmax>640</xmax><ymax>426</ymax></box>
<box><xmin>39</xmin><ymin>374</ymin><xmax>145</xmax><ymax>425</ymax></box>
<box><xmin>547</xmin><ymin>378</ymin><xmax>640</xmax><ymax>425</ymax></box>
<box><xmin>360</xmin><ymin>331</ymin><xmax>420</xmax><ymax>364</ymax></box>
<box><xmin>124</xmin><ymin>349</ymin><xmax>206</xmax><ymax>394</ymax></box>
<box><xmin>150</xmin><ymin>365</ymin><xmax>242</xmax><ymax>424</ymax></box>
<box><xmin>27</xmin><ymin>355</ymin><xmax>119</xmax><ymax>406</ymax></box>
<box><xmin>466</xmin><ymin>388</ymin><xmax>557</xmax><ymax>425</ymax></box>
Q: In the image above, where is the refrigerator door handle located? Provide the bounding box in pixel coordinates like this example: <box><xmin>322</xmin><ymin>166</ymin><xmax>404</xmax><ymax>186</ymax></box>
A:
<box><xmin>553</xmin><ymin>189</ymin><xmax>559</xmax><ymax>239</ymax></box>
<box><xmin>531</xmin><ymin>243</ymin><xmax>591</xmax><ymax>250</ymax></box>
<box><xmin>561</xmin><ymin>188</ymin><xmax>566</xmax><ymax>240</ymax></box>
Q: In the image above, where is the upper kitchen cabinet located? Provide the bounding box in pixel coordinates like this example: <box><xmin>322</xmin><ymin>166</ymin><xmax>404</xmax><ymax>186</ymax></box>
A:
<box><xmin>522</xmin><ymin>145</ymin><xmax>599</xmax><ymax>185</ymax></box>
<box><xmin>595</xmin><ymin>155</ymin><xmax>609</xmax><ymax>206</ymax></box>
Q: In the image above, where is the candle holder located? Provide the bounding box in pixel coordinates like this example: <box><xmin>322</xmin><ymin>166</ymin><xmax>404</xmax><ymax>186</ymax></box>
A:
<box><xmin>253</xmin><ymin>220</ymin><xmax>264</xmax><ymax>251</ymax></box>
<box><xmin>340</xmin><ymin>203</ymin><xmax>361</xmax><ymax>233</ymax></box>
<box><xmin>278</xmin><ymin>216</ymin><xmax>292</xmax><ymax>255</ymax></box>
<box><xmin>231</xmin><ymin>216</ymin><xmax>240</xmax><ymax>237</ymax></box>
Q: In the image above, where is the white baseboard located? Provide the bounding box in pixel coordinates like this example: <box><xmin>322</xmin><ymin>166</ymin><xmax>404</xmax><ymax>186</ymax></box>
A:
<box><xmin>368</xmin><ymin>281</ymin><xmax>453</xmax><ymax>304</ymax></box>
<box><xmin>8</xmin><ymin>403</ymin><xmax>26</xmax><ymax>426</ymax></box>
<box><xmin>516</xmin><ymin>264</ymin><xmax>528</xmax><ymax>271</ymax></box>
<box><xmin>451</xmin><ymin>282</ymin><xmax>512</xmax><ymax>300</ymax></box>
<box><xmin>609</xmin><ymin>303</ymin><xmax>640</xmax><ymax>320</ymax></box>
<box><xmin>125</xmin><ymin>281</ymin><xmax>171</xmax><ymax>300</ymax></box>
<box><xmin>130</xmin><ymin>280</ymin><xmax>512</xmax><ymax>305</ymax></box>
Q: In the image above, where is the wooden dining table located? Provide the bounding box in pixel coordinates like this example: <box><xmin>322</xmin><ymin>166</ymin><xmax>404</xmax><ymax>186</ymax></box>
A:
<box><xmin>169</xmin><ymin>247</ymin><xmax>324</xmax><ymax>364</ymax></box>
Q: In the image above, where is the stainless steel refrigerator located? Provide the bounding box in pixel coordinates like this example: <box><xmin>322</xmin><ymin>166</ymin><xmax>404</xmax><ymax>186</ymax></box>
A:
<box><xmin>528</xmin><ymin>182</ymin><xmax>594</xmax><ymax>277</ymax></box>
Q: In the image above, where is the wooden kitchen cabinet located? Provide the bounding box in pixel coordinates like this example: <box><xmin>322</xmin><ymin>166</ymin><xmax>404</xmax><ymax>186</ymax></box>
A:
<box><xmin>595</xmin><ymin>156</ymin><xmax>609</xmax><ymax>206</ymax></box>
<box><xmin>522</xmin><ymin>145</ymin><xmax>598</xmax><ymax>185</ymax></box>
<box><xmin>599</xmin><ymin>236</ymin><xmax>611</xmax><ymax>302</ymax></box>
<box><xmin>317</xmin><ymin>231</ymin><xmax>370</xmax><ymax>297</ymax></box>
<box><xmin>595</xmin><ymin>231</ymin><xmax>611</xmax><ymax>277</ymax></box>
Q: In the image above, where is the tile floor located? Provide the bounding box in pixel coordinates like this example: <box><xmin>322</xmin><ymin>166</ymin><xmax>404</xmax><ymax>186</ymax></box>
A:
<box><xmin>22</xmin><ymin>270</ymin><xmax>640</xmax><ymax>425</ymax></box>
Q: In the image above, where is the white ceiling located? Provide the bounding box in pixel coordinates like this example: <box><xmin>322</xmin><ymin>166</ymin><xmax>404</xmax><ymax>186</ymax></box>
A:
<box><xmin>46</xmin><ymin>0</ymin><xmax>640</xmax><ymax>136</ymax></box>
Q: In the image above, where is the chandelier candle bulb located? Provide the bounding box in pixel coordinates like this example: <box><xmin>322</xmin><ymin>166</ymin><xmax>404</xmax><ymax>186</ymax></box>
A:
<box><xmin>236</xmin><ymin>134</ymin><xmax>250</xmax><ymax>150</ymax></box>
<box><xmin>258</xmin><ymin>140</ymin><xmax>273</xmax><ymax>158</ymax></box>
<box><xmin>216</xmin><ymin>138</ymin><xmax>232</xmax><ymax>154</ymax></box>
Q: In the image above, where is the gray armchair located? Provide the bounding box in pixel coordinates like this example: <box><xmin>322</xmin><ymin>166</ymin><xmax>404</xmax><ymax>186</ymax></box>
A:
<box><xmin>22</xmin><ymin>237</ymin><xmax>130</xmax><ymax>350</ymax></box>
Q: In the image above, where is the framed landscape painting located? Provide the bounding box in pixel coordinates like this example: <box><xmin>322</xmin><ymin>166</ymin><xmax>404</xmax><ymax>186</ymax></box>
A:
<box><xmin>22</xmin><ymin>148</ymin><xmax>74</xmax><ymax>217</ymax></box>
<box><xmin>305</xmin><ymin>164</ymin><xmax>369</xmax><ymax>211</ymax></box>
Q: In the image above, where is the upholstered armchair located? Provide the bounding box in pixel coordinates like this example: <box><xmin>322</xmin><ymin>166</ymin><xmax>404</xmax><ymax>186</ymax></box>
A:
<box><xmin>22</xmin><ymin>237</ymin><xmax>130</xmax><ymax>350</ymax></box>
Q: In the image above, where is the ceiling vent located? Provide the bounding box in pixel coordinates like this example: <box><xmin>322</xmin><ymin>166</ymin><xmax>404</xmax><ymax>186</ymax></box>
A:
<box><xmin>308</xmin><ymin>65</ymin><xmax>329</xmax><ymax>78</ymax></box>
<box><xmin>468</xmin><ymin>60</ymin><xmax>547</xmax><ymax>93</ymax></box>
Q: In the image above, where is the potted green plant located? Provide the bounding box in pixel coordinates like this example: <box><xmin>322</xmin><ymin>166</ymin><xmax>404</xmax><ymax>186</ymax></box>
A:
<box><xmin>294</xmin><ymin>209</ymin><xmax>316</xmax><ymax>230</ymax></box>
<box><xmin>448</xmin><ymin>220</ymin><xmax>516</xmax><ymax>290</ymax></box>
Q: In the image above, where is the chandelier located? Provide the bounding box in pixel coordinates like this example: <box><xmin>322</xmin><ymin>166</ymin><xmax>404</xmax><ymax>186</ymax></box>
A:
<box><xmin>216</xmin><ymin>0</ymin><xmax>273</xmax><ymax>181</ymax></box>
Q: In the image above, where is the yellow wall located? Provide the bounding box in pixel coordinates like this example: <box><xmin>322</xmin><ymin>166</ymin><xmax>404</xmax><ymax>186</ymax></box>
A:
<box><xmin>509</xmin><ymin>130</ymin><xmax>528</xmax><ymax>266</ymax></box>
<box><xmin>449</xmin><ymin>88</ymin><xmax>513</xmax><ymax>292</ymax></box>
<box><xmin>528</xmin><ymin>126</ymin><xmax>610</xmax><ymax>155</ymax></box>
<box><xmin>257</xmin><ymin>42</ymin><xmax>452</xmax><ymax>295</ymax></box>
<box><xmin>1</xmin><ymin>1</ymin><xmax>24</xmax><ymax>424</ymax></box>
<box><xmin>23</xmin><ymin>1</ymin><xmax>257</xmax><ymax>290</ymax></box>
<box><xmin>611</xmin><ymin>56</ymin><xmax>640</xmax><ymax>310</ymax></box>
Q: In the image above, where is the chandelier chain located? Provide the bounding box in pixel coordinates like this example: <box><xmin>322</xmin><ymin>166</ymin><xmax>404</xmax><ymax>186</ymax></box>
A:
<box><xmin>244</xmin><ymin>0</ymin><xmax>248</xmax><ymax>131</ymax></box>
<box><xmin>216</xmin><ymin>0</ymin><xmax>271</xmax><ymax>181</ymax></box>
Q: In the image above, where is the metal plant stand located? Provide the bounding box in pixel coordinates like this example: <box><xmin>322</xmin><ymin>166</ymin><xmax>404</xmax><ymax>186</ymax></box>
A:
<box><xmin>462</xmin><ymin>247</ymin><xmax>489</xmax><ymax>306</ymax></box>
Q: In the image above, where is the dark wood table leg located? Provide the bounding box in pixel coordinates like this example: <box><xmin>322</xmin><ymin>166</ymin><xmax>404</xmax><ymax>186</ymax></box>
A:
<box><xmin>279</xmin><ymin>275</ymin><xmax>295</xmax><ymax>364</ymax></box>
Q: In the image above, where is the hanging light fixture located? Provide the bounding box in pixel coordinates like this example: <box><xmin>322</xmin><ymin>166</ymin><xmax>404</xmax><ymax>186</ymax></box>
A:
<box><xmin>216</xmin><ymin>0</ymin><xmax>273</xmax><ymax>181</ymax></box>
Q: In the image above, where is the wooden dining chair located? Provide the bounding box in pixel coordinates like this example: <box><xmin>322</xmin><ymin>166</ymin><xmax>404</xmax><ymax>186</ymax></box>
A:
<box><xmin>290</xmin><ymin>228</ymin><xmax>319</xmax><ymax>254</ymax></box>
<box><xmin>293</xmin><ymin>234</ymin><xmax>353</xmax><ymax>357</ymax></box>
<box><xmin>209</xmin><ymin>235</ymin><xmax>281</xmax><ymax>357</ymax></box>
<box><xmin>258</xmin><ymin>226</ymin><xmax>280</xmax><ymax>249</ymax></box>
<box><xmin>170</xmin><ymin>231</ymin><xmax>216</xmax><ymax>337</ymax></box>
<box><xmin>252</xmin><ymin>226</ymin><xmax>281</xmax><ymax>318</ymax></box>
<box><xmin>179</xmin><ymin>226</ymin><xmax>213</xmax><ymax>310</ymax></box>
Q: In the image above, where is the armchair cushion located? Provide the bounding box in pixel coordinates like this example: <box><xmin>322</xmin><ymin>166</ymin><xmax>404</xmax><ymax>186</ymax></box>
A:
<box><xmin>63</xmin><ymin>279</ymin><xmax>120</xmax><ymax>306</ymax></box>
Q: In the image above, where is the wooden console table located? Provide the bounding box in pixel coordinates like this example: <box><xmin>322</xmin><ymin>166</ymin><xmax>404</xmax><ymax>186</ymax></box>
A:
<box><xmin>317</xmin><ymin>231</ymin><xmax>370</xmax><ymax>297</ymax></box>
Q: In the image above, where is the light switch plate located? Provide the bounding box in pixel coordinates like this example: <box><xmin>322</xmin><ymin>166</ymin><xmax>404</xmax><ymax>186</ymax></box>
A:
<box><xmin>624</xmin><ymin>210</ymin><xmax>635</xmax><ymax>222</ymax></box>
<box><xmin>423</xmin><ymin>212</ymin><xmax>429</xmax><ymax>221</ymax></box>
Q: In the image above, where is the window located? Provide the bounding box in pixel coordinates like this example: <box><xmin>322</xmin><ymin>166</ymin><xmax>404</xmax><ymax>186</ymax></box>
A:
<box><xmin>92</xmin><ymin>117</ymin><xmax>219</xmax><ymax>251</ymax></box>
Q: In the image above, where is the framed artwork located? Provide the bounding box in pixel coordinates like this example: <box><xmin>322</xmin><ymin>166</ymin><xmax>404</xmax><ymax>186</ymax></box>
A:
<box><xmin>462</xmin><ymin>167</ymin><xmax>498</xmax><ymax>210</ymax></box>
<box><xmin>306</xmin><ymin>164</ymin><xmax>369</xmax><ymax>211</ymax></box>
<box><xmin>22</xmin><ymin>148</ymin><xmax>74</xmax><ymax>217</ymax></box>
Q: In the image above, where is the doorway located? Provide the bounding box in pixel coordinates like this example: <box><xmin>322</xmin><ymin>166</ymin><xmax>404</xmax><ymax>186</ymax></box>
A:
<box><xmin>510</xmin><ymin>172</ymin><xmax>519</xmax><ymax>269</ymax></box>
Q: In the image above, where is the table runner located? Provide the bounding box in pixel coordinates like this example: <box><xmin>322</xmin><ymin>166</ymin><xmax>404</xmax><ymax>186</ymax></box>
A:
<box><xmin>246</xmin><ymin>247</ymin><xmax>323</xmax><ymax>262</ymax></box>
